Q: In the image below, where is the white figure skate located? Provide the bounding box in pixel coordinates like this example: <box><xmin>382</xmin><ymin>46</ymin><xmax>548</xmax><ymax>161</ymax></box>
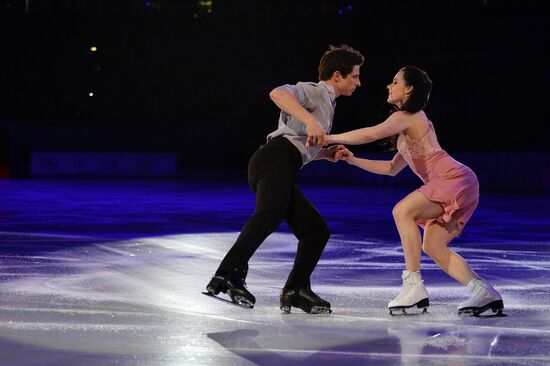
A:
<box><xmin>458</xmin><ymin>278</ymin><xmax>504</xmax><ymax>317</ymax></box>
<box><xmin>388</xmin><ymin>270</ymin><xmax>430</xmax><ymax>316</ymax></box>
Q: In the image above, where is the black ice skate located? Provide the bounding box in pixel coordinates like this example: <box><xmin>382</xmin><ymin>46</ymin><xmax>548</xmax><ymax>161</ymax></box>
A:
<box><xmin>280</xmin><ymin>286</ymin><xmax>332</xmax><ymax>314</ymax></box>
<box><xmin>204</xmin><ymin>270</ymin><xmax>256</xmax><ymax>309</ymax></box>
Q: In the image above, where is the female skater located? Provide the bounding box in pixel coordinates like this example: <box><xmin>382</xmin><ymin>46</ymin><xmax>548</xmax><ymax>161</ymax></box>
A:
<box><xmin>319</xmin><ymin>66</ymin><xmax>503</xmax><ymax>316</ymax></box>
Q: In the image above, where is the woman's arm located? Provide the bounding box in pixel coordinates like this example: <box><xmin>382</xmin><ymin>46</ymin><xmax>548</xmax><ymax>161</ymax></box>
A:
<box><xmin>342</xmin><ymin>151</ymin><xmax>408</xmax><ymax>176</ymax></box>
<box><xmin>325</xmin><ymin>112</ymin><xmax>411</xmax><ymax>145</ymax></box>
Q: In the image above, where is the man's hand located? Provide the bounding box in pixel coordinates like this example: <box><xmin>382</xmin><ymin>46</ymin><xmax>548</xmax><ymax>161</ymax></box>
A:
<box><xmin>310</xmin><ymin>132</ymin><xmax>332</xmax><ymax>148</ymax></box>
<box><xmin>305</xmin><ymin>120</ymin><xmax>326</xmax><ymax>148</ymax></box>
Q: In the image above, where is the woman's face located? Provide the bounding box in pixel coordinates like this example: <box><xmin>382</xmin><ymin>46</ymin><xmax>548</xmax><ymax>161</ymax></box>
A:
<box><xmin>387</xmin><ymin>70</ymin><xmax>412</xmax><ymax>107</ymax></box>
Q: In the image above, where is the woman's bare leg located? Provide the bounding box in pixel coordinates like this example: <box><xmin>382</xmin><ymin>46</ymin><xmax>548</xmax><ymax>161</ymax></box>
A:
<box><xmin>422</xmin><ymin>220</ymin><xmax>479</xmax><ymax>286</ymax></box>
<box><xmin>392</xmin><ymin>191</ymin><xmax>446</xmax><ymax>272</ymax></box>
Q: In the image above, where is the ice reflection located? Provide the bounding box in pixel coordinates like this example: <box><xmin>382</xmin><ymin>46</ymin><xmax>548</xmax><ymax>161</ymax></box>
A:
<box><xmin>0</xmin><ymin>231</ymin><xmax>549</xmax><ymax>365</ymax></box>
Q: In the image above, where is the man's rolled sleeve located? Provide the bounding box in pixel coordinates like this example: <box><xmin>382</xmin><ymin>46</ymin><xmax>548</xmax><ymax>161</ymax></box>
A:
<box><xmin>279</xmin><ymin>83</ymin><xmax>312</xmax><ymax>109</ymax></box>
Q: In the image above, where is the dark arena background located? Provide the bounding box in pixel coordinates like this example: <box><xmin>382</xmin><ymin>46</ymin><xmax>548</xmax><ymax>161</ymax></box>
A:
<box><xmin>0</xmin><ymin>1</ymin><xmax>549</xmax><ymax>365</ymax></box>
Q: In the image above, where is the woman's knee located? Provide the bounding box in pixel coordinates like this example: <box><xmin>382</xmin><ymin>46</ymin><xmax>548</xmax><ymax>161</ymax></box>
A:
<box><xmin>421</xmin><ymin>242</ymin><xmax>433</xmax><ymax>257</ymax></box>
<box><xmin>392</xmin><ymin>202</ymin><xmax>413</xmax><ymax>222</ymax></box>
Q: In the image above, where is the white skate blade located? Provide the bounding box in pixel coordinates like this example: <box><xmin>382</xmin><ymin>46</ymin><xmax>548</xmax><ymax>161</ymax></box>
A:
<box><xmin>389</xmin><ymin>297</ymin><xmax>429</xmax><ymax>316</ymax></box>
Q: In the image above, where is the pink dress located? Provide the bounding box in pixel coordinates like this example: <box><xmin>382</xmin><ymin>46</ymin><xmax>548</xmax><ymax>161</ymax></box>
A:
<box><xmin>397</xmin><ymin>121</ymin><xmax>479</xmax><ymax>232</ymax></box>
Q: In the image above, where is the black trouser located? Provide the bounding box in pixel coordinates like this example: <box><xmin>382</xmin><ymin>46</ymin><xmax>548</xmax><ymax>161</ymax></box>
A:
<box><xmin>216</xmin><ymin>136</ymin><xmax>330</xmax><ymax>289</ymax></box>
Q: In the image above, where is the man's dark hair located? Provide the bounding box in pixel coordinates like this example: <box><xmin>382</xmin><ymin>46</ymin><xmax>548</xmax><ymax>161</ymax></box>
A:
<box><xmin>318</xmin><ymin>44</ymin><xmax>364</xmax><ymax>81</ymax></box>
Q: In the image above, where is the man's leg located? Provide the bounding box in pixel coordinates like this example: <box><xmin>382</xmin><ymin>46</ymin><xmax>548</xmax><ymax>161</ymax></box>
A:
<box><xmin>279</xmin><ymin>187</ymin><xmax>332</xmax><ymax>313</ymax></box>
<box><xmin>215</xmin><ymin>146</ymin><xmax>301</xmax><ymax>276</ymax></box>
<box><xmin>215</xmin><ymin>176</ymin><xmax>293</xmax><ymax>276</ymax></box>
<box><xmin>207</xmin><ymin>137</ymin><xmax>302</xmax><ymax>305</ymax></box>
<box><xmin>283</xmin><ymin>187</ymin><xmax>330</xmax><ymax>288</ymax></box>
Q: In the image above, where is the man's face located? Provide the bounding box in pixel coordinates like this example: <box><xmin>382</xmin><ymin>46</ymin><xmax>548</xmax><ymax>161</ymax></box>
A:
<box><xmin>337</xmin><ymin>65</ymin><xmax>361</xmax><ymax>97</ymax></box>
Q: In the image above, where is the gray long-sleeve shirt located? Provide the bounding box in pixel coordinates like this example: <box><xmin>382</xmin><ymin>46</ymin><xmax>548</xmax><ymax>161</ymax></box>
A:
<box><xmin>266</xmin><ymin>81</ymin><xmax>336</xmax><ymax>167</ymax></box>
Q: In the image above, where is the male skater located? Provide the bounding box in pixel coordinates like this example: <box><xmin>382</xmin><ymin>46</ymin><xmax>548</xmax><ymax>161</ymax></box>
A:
<box><xmin>205</xmin><ymin>45</ymin><xmax>364</xmax><ymax>313</ymax></box>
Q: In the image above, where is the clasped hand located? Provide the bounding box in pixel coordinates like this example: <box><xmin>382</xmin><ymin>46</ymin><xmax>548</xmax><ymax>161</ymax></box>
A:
<box><xmin>304</xmin><ymin>120</ymin><xmax>328</xmax><ymax>148</ymax></box>
<box><xmin>323</xmin><ymin>145</ymin><xmax>354</xmax><ymax>163</ymax></box>
<box><xmin>306</xmin><ymin>134</ymin><xmax>331</xmax><ymax>148</ymax></box>
<box><xmin>303</xmin><ymin>120</ymin><xmax>353</xmax><ymax>162</ymax></box>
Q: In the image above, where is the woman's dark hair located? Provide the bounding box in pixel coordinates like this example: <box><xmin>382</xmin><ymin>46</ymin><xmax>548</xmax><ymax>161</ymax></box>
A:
<box><xmin>318</xmin><ymin>44</ymin><xmax>364</xmax><ymax>81</ymax></box>
<box><xmin>382</xmin><ymin>66</ymin><xmax>433</xmax><ymax>151</ymax></box>
<box><xmin>399</xmin><ymin>65</ymin><xmax>432</xmax><ymax>113</ymax></box>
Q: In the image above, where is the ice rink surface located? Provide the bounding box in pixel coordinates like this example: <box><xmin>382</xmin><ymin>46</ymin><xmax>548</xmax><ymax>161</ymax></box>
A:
<box><xmin>0</xmin><ymin>179</ymin><xmax>549</xmax><ymax>365</ymax></box>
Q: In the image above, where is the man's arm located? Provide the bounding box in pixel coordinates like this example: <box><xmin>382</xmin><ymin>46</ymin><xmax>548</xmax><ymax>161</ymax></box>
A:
<box><xmin>269</xmin><ymin>87</ymin><xmax>325</xmax><ymax>147</ymax></box>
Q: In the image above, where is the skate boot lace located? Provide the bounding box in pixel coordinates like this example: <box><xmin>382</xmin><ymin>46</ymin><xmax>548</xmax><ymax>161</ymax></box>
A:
<box><xmin>467</xmin><ymin>279</ymin><xmax>489</xmax><ymax>303</ymax></box>
<box><xmin>298</xmin><ymin>287</ymin><xmax>328</xmax><ymax>304</ymax></box>
<box><xmin>462</xmin><ymin>278</ymin><xmax>498</xmax><ymax>307</ymax></box>
<box><xmin>470</xmin><ymin>279</ymin><xmax>486</xmax><ymax>298</ymax></box>
<box><xmin>397</xmin><ymin>280</ymin><xmax>414</xmax><ymax>299</ymax></box>
<box><xmin>230</xmin><ymin>276</ymin><xmax>248</xmax><ymax>289</ymax></box>
<box><xmin>306</xmin><ymin>289</ymin><xmax>322</xmax><ymax>301</ymax></box>
<box><xmin>471</xmin><ymin>279</ymin><xmax>498</xmax><ymax>304</ymax></box>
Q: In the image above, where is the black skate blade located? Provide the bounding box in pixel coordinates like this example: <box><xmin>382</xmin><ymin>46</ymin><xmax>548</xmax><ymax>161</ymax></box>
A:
<box><xmin>280</xmin><ymin>305</ymin><xmax>292</xmax><ymax>314</ymax></box>
<box><xmin>232</xmin><ymin>295</ymin><xmax>255</xmax><ymax>308</ymax></box>
<box><xmin>201</xmin><ymin>292</ymin><xmax>254</xmax><ymax>309</ymax></box>
<box><xmin>458</xmin><ymin>300</ymin><xmax>505</xmax><ymax>318</ymax></box>
<box><xmin>309</xmin><ymin>306</ymin><xmax>332</xmax><ymax>314</ymax></box>
<box><xmin>459</xmin><ymin>309</ymin><xmax>507</xmax><ymax>318</ymax></box>
<box><xmin>389</xmin><ymin>308</ymin><xmax>428</xmax><ymax>316</ymax></box>
<box><xmin>283</xmin><ymin>306</ymin><xmax>332</xmax><ymax>315</ymax></box>
<box><xmin>475</xmin><ymin>311</ymin><xmax>507</xmax><ymax>318</ymax></box>
<box><xmin>389</xmin><ymin>298</ymin><xmax>429</xmax><ymax>316</ymax></box>
<box><xmin>282</xmin><ymin>304</ymin><xmax>332</xmax><ymax>315</ymax></box>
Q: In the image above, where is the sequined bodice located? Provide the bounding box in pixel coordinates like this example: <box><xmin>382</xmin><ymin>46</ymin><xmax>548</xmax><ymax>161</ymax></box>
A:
<box><xmin>397</xmin><ymin>121</ymin><xmax>442</xmax><ymax>161</ymax></box>
<box><xmin>397</xmin><ymin>121</ymin><xmax>448</xmax><ymax>183</ymax></box>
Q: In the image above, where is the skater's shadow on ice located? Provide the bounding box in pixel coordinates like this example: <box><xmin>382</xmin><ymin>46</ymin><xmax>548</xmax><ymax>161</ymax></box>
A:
<box><xmin>206</xmin><ymin>328</ymin><xmax>402</xmax><ymax>366</ymax></box>
<box><xmin>206</xmin><ymin>325</ymin><xmax>508</xmax><ymax>366</ymax></box>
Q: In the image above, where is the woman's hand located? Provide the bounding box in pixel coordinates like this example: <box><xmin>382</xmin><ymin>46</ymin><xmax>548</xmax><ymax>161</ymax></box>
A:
<box><xmin>322</xmin><ymin>144</ymin><xmax>347</xmax><ymax>162</ymax></box>
<box><xmin>334</xmin><ymin>146</ymin><xmax>354</xmax><ymax>163</ymax></box>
